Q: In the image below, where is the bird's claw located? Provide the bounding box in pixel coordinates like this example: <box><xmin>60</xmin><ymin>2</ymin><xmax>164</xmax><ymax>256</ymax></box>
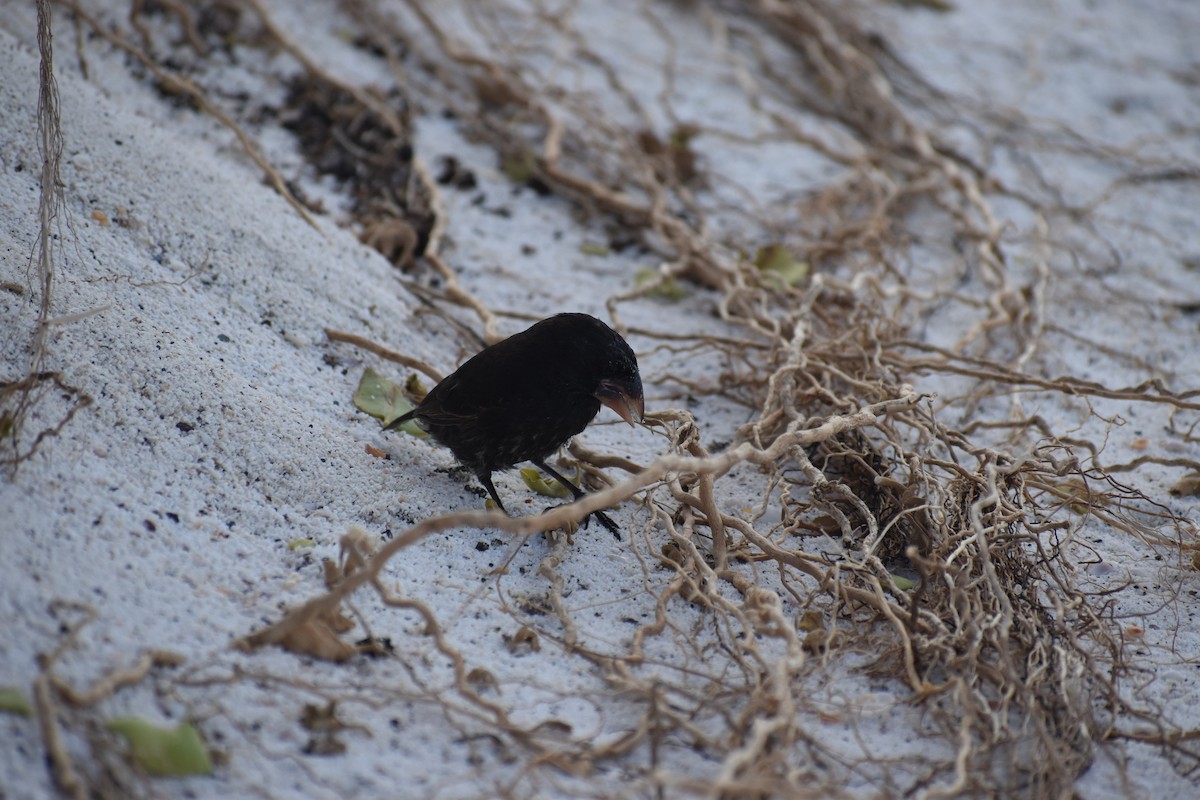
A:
<box><xmin>545</xmin><ymin>505</ymin><xmax>622</xmax><ymax>541</ymax></box>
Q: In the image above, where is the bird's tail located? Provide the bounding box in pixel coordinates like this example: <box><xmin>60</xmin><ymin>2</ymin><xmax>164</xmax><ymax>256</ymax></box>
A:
<box><xmin>383</xmin><ymin>410</ymin><xmax>417</xmax><ymax>431</ymax></box>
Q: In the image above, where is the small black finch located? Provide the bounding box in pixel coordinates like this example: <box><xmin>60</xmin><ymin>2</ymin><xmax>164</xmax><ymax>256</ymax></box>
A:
<box><xmin>386</xmin><ymin>313</ymin><xmax>644</xmax><ymax>538</ymax></box>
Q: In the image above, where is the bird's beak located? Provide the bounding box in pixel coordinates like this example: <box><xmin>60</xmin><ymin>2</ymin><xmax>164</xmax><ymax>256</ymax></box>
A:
<box><xmin>596</xmin><ymin>381</ymin><xmax>645</xmax><ymax>426</ymax></box>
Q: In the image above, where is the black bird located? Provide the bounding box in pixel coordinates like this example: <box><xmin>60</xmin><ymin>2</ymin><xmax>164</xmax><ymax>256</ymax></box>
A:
<box><xmin>386</xmin><ymin>313</ymin><xmax>644</xmax><ymax>538</ymax></box>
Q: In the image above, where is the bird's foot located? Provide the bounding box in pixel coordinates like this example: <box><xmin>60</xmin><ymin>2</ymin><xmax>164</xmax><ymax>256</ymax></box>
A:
<box><xmin>542</xmin><ymin>505</ymin><xmax>622</xmax><ymax>541</ymax></box>
<box><xmin>585</xmin><ymin>509</ymin><xmax>622</xmax><ymax>541</ymax></box>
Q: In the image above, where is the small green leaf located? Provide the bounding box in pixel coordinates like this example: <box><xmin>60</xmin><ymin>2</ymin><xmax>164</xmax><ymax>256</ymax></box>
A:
<box><xmin>404</xmin><ymin>373</ymin><xmax>428</xmax><ymax>401</ymax></box>
<box><xmin>107</xmin><ymin>718</ymin><xmax>213</xmax><ymax>777</ymax></box>
<box><xmin>0</xmin><ymin>687</ymin><xmax>31</xmax><ymax>716</ymax></box>
<box><xmin>500</xmin><ymin>152</ymin><xmax>537</xmax><ymax>183</ymax></box>
<box><xmin>669</xmin><ymin>125</ymin><xmax>697</xmax><ymax>147</ymax></box>
<box><xmin>635</xmin><ymin>268</ymin><xmax>689</xmax><ymax>301</ymax></box>
<box><xmin>884</xmin><ymin>0</ymin><xmax>954</xmax><ymax>11</ymax></box>
<box><xmin>520</xmin><ymin>468</ymin><xmax>573</xmax><ymax>499</ymax></box>
<box><xmin>353</xmin><ymin>368</ymin><xmax>425</xmax><ymax>437</ymax></box>
<box><xmin>579</xmin><ymin>242</ymin><xmax>610</xmax><ymax>256</ymax></box>
<box><xmin>754</xmin><ymin>245</ymin><xmax>809</xmax><ymax>289</ymax></box>
<box><xmin>889</xmin><ymin>574</ymin><xmax>917</xmax><ymax>591</ymax></box>
<box><xmin>288</xmin><ymin>538</ymin><xmax>316</xmax><ymax>551</ymax></box>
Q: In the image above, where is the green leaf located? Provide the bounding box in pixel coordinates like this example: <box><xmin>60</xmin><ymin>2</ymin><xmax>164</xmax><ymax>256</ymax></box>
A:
<box><xmin>353</xmin><ymin>368</ymin><xmax>426</xmax><ymax>437</ymax></box>
<box><xmin>889</xmin><ymin>574</ymin><xmax>917</xmax><ymax>591</ymax></box>
<box><xmin>0</xmin><ymin>687</ymin><xmax>31</xmax><ymax>716</ymax></box>
<box><xmin>635</xmin><ymin>268</ymin><xmax>688</xmax><ymax>301</ymax></box>
<box><xmin>107</xmin><ymin>718</ymin><xmax>213</xmax><ymax>776</ymax></box>
<box><xmin>579</xmin><ymin>242</ymin><xmax>610</xmax><ymax>256</ymax></box>
<box><xmin>520</xmin><ymin>467</ymin><xmax>573</xmax><ymax>499</ymax></box>
<box><xmin>884</xmin><ymin>0</ymin><xmax>954</xmax><ymax>11</ymax></box>
<box><xmin>669</xmin><ymin>125</ymin><xmax>697</xmax><ymax>147</ymax></box>
<box><xmin>754</xmin><ymin>245</ymin><xmax>809</xmax><ymax>289</ymax></box>
<box><xmin>500</xmin><ymin>152</ymin><xmax>537</xmax><ymax>183</ymax></box>
<box><xmin>404</xmin><ymin>373</ymin><xmax>428</xmax><ymax>399</ymax></box>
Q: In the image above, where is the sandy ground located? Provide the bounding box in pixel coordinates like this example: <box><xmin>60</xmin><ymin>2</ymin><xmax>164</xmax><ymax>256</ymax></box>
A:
<box><xmin>2</xmin><ymin>1</ymin><xmax>1199</xmax><ymax>798</ymax></box>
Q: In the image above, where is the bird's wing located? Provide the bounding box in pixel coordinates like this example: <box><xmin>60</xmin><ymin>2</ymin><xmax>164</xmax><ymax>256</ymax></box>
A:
<box><xmin>406</xmin><ymin>370</ymin><xmax>492</xmax><ymax>426</ymax></box>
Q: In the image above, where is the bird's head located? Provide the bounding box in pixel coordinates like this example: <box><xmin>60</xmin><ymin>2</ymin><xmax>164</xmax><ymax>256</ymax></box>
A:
<box><xmin>541</xmin><ymin>312</ymin><xmax>645</xmax><ymax>426</ymax></box>
<box><xmin>593</xmin><ymin>336</ymin><xmax>644</xmax><ymax>426</ymax></box>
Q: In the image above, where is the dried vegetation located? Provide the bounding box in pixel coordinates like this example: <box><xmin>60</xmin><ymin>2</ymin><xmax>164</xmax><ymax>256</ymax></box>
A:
<box><xmin>19</xmin><ymin>0</ymin><xmax>1200</xmax><ymax>797</ymax></box>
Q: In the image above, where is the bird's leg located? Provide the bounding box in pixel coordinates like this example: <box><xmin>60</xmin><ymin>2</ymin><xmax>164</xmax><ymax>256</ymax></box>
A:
<box><xmin>532</xmin><ymin>459</ymin><xmax>622</xmax><ymax>541</ymax></box>
<box><xmin>532</xmin><ymin>460</ymin><xmax>586</xmax><ymax>501</ymax></box>
<box><xmin>477</xmin><ymin>472</ymin><xmax>509</xmax><ymax>515</ymax></box>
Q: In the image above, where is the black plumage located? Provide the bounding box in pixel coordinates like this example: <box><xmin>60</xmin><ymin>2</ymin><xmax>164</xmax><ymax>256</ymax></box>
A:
<box><xmin>386</xmin><ymin>313</ymin><xmax>644</xmax><ymax>538</ymax></box>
